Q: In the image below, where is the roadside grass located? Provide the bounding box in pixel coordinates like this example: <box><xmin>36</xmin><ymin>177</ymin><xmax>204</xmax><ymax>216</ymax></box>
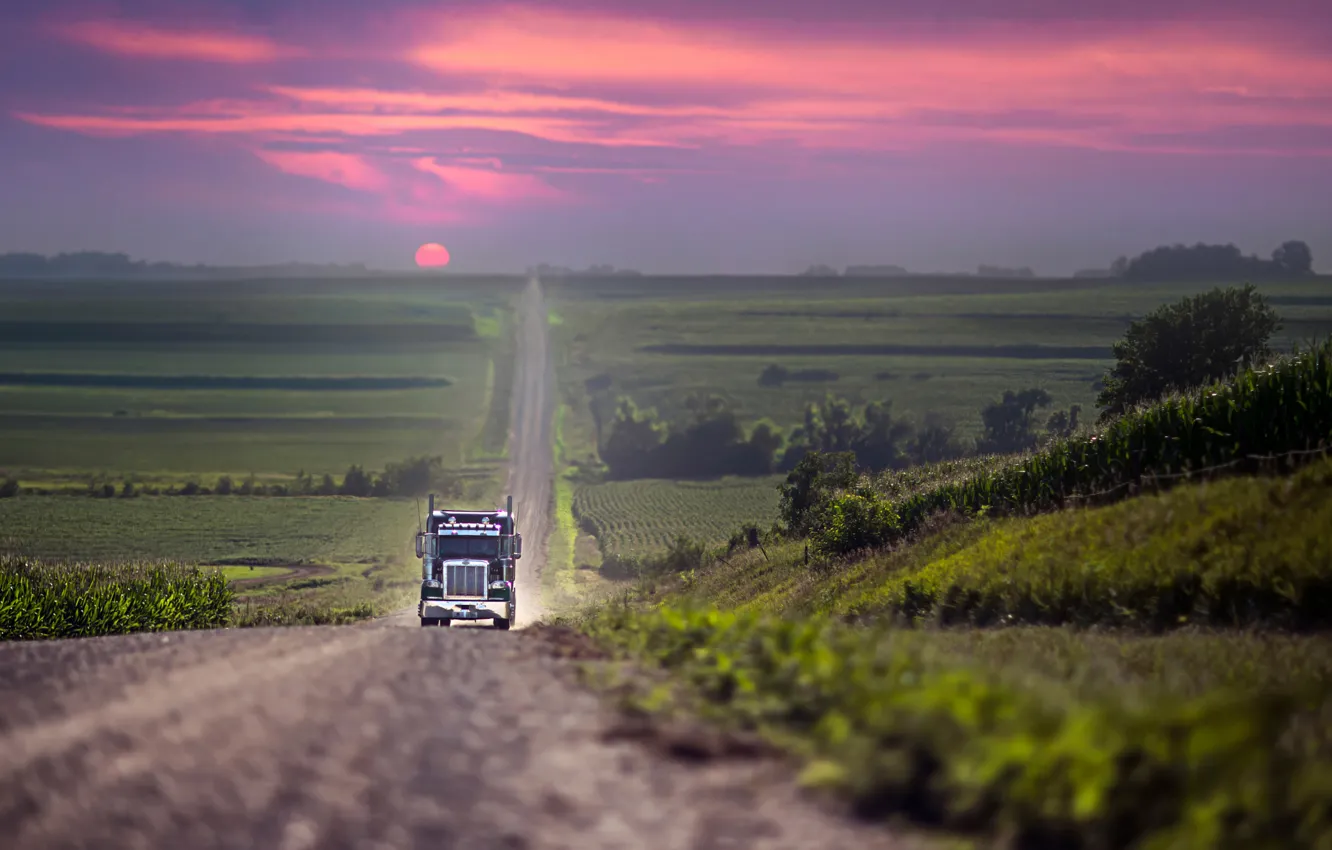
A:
<box><xmin>229</xmin><ymin>557</ymin><xmax>421</xmax><ymax>626</ymax></box>
<box><xmin>580</xmin><ymin>603</ymin><xmax>1332</xmax><ymax>849</ymax></box>
<box><xmin>0</xmin><ymin>556</ymin><xmax>231</xmax><ymax>639</ymax></box>
<box><xmin>569</xmin><ymin>458</ymin><xmax>1332</xmax><ymax>847</ymax></box>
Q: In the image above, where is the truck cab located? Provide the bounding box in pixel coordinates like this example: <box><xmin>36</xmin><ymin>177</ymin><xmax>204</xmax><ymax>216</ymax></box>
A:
<box><xmin>415</xmin><ymin>493</ymin><xmax>522</xmax><ymax>629</ymax></box>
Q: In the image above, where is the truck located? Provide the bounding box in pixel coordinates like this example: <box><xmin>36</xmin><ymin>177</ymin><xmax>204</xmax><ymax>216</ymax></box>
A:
<box><xmin>415</xmin><ymin>493</ymin><xmax>522</xmax><ymax>629</ymax></box>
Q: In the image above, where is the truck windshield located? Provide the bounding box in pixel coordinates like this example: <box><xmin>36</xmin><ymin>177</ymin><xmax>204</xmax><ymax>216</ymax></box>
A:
<box><xmin>437</xmin><ymin>536</ymin><xmax>499</xmax><ymax>559</ymax></box>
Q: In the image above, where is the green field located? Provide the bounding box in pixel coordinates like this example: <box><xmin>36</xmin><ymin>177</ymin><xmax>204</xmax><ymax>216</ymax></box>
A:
<box><xmin>0</xmin><ymin>495</ymin><xmax>419</xmax><ymax>564</ymax></box>
<box><xmin>572</xmin><ymin>477</ymin><xmax>782</xmax><ymax>555</ymax></box>
<box><xmin>0</xmin><ymin>275</ymin><xmax>523</xmax><ymax>624</ymax></box>
<box><xmin>0</xmin><ymin>275</ymin><xmax>523</xmax><ymax>480</ymax></box>
<box><xmin>547</xmin><ymin>274</ymin><xmax>1332</xmax><ymax>459</ymax></box>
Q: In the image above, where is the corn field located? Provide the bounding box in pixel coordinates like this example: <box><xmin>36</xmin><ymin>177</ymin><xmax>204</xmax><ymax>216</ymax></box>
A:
<box><xmin>819</xmin><ymin>340</ymin><xmax>1332</xmax><ymax>553</ymax></box>
<box><xmin>0</xmin><ymin>557</ymin><xmax>232</xmax><ymax>640</ymax></box>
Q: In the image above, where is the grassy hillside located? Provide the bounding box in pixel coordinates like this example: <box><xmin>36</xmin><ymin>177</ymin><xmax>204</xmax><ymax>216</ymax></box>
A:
<box><xmin>569</xmin><ymin>341</ymin><xmax>1332</xmax><ymax>849</ymax></box>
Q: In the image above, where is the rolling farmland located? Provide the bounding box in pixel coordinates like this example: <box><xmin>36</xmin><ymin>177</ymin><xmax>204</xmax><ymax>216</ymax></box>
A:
<box><xmin>0</xmin><ymin>274</ymin><xmax>522</xmax><ymax>617</ymax></box>
<box><xmin>548</xmin><ymin>273</ymin><xmax>1332</xmax><ymax>562</ymax></box>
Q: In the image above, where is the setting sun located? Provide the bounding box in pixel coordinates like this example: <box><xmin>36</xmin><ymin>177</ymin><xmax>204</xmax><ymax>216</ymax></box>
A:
<box><xmin>415</xmin><ymin>242</ymin><xmax>450</xmax><ymax>267</ymax></box>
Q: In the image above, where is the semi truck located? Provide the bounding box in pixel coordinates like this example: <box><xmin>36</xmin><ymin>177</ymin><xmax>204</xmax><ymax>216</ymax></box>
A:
<box><xmin>415</xmin><ymin>493</ymin><xmax>522</xmax><ymax>629</ymax></box>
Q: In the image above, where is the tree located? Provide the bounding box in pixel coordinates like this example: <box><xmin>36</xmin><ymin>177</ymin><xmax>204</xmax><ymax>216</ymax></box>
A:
<box><xmin>783</xmin><ymin>395</ymin><xmax>916</xmax><ymax>472</ymax></box>
<box><xmin>600</xmin><ymin>398</ymin><xmax>666</xmax><ymax>479</ymax></box>
<box><xmin>339</xmin><ymin>465</ymin><xmax>374</xmax><ymax>497</ymax></box>
<box><xmin>854</xmin><ymin>401</ymin><xmax>914</xmax><ymax>471</ymax></box>
<box><xmin>909</xmin><ymin>414</ymin><xmax>967</xmax><ymax>464</ymax></box>
<box><xmin>1273</xmin><ymin>240</ymin><xmax>1313</xmax><ymax>276</ymax></box>
<box><xmin>1095</xmin><ymin>285</ymin><xmax>1281</xmax><ymax>419</ymax></box>
<box><xmin>1045</xmin><ymin>404</ymin><xmax>1082</xmax><ymax>439</ymax></box>
<box><xmin>977</xmin><ymin>388</ymin><xmax>1053</xmax><ymax>454</ymax></box>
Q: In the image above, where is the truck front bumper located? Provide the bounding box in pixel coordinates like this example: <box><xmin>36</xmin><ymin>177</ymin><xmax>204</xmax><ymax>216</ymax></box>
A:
<box><xmin>419</xmin><ymin>599</ymin><xmax>511</xmax><ymax>622</ymax></box>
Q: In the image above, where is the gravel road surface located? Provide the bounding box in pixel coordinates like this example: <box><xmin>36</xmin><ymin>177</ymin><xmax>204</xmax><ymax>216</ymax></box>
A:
<box><xmin>0</xmin><ymin>278</ymin><xmax>912</xmax><ymax>850</ymax></box>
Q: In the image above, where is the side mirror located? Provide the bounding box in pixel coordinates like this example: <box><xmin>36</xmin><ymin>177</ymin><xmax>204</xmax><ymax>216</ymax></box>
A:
<box><xmin>514</xmin><ymin>533</ymin><xmax>523</xmax><ymax>559</ymax></box>
<box><xmin>414</xmin><ymin>532</ymin><xmax>424</xmax><ymax>559</ymax></box>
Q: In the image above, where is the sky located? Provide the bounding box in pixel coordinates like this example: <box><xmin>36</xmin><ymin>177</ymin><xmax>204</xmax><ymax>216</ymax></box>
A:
<box><xmin>2</xmin><ymin>0</ymin><xmax>1330</xmax><ymax>274</ymax></box>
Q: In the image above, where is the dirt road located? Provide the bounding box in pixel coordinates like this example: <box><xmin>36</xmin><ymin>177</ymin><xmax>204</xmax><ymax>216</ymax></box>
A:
<box><xmin>0</xmin><ymin>278</ymin><xmax>911</xmax><ymax>850</ymax></box>
<box><xmin>507</xmin><ymin>276</ymin><xmax>554</xmax><ymax>625</ymax></box>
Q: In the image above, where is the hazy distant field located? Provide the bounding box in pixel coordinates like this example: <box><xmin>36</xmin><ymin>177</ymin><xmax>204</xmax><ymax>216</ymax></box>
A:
<box><xmin>547</xmin><ymin>273</ymin><xmax>1332</xmax><ymax>558</ymax></box>
<box><xmin>0</xmin><ymin>275</ymin><xmax>521</xmax><ymax>612</ymax></box>
<box><xmin>547</xmin><ymin>274</ymin><xmax>1332</xmax><ymax>454</ymax></box>
<box><xmin>0</xmin><ymin>275</ymin><xmax>523</xmax><ymax>480</ymax></box>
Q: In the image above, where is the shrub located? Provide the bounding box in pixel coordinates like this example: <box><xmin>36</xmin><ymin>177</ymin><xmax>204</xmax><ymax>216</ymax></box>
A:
<box><xmin>777</xmin><ymin>450</ymin><xmax>858</xmax><ymax>535</ymax></box>
<box><xmin>812</xmin><ymin>493</ymin><xmax>900</xmax><ymax>557</ymax></box>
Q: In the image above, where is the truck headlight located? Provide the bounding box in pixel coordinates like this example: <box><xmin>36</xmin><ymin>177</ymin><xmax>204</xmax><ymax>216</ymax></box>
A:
<box><xmin>489</xmin><ymin>581</ymin><xmax>508</xmax><ymax>589</ymax></box>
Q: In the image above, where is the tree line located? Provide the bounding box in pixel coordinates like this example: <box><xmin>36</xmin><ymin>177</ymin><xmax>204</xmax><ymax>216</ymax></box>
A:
<box><xmin>1110</xmin><ymin>240</ymin><xmax>1313</xmax><ymax>281</ymax></box>
<box><xmin>598</xmin><ymin>388</ymin><xmax>1084</xmax><ymax>480</ymax></box>
<box><xmin>597</xmin><ymin>284</ymin><xmax>1286</xmax><ymax>480</ymax></box>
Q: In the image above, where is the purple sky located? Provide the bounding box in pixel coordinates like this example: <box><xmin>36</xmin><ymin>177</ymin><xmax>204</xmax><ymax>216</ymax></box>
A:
<box><xmin>3</xmin><ymin>0</ymin><xmax>1330</xmax><ymax>273</ymax></box>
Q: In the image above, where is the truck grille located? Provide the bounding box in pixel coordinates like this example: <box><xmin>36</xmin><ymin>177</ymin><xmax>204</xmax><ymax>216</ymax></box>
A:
<box><xmin>445</xmin><ymin>562</ymin><xmax>487</xmax><ymax>598</ymax></box>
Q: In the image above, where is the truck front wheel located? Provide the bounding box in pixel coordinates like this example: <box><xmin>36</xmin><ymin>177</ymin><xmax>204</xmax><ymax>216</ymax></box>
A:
<box><xmin>492</xmin><ymin>617</ymin><xmax>511</xmax><ymax>631</ymax></box>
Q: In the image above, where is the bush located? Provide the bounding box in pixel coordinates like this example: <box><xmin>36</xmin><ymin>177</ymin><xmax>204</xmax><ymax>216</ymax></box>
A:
<box><xmin>777</xmin><ymin>451</ymin><xmax>859</xmax><ymax>535</ymax></box>
<box><xmin>0</xmin><ymin>479</ymin><xmax>19</xmax><ymax>498</ymax></box>
<box><xmin>812</xmin><ymin>493</ymin><xmax>900</xmax><ymax>557</ymax></box>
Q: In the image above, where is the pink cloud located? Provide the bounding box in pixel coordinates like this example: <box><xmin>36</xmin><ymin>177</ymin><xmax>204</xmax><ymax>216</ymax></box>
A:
<box><xmin>53</xmin><ymin>19</ymin><xmax>296</xmax><ymax>62</ymax></box>
<box><xmin>12</xmin><ymin>108</ymin><xmax>686</xmax><ymax>148</ymax></box>
<box><xmin>414</xmin><ymin>157</ymin><xmax>563</xmax><ymax>202</ymax></box>
<box><xmin>263</xmin><ymin>86</ymin><xmax>729</xmax><ymax>118</ymax></box>
<box><xmin>253</xmin><ymin>149</ymin><xmax>388</xmax><ymax>192</ymax></box>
